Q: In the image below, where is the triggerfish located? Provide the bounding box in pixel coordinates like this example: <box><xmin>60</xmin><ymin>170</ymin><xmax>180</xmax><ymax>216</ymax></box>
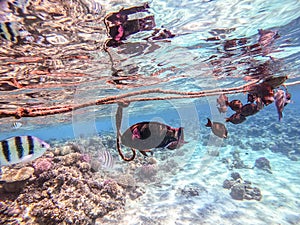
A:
<box><xmin>120</xmin><ymin>121</ymin><xmax>185</xmax><ymax>157</ymax></box>
<box><xmin>0</xmin><ymin>135</ymin><xmax>50</xmax><ymax>167</ymax></box>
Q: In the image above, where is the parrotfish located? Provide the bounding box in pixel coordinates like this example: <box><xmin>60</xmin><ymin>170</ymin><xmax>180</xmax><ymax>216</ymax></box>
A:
<box><xmin>121</xmin><ymin>121</ymin><xmax>184</xmax><ymax>156</ymax></box>
<box><xmin>205</xmin><ymin>118</ymin><xmax>228</xmax><ymax>138</ymax></box>
<box><xmin>0</xmin><ymin>135</ymin><xmax>50</xmax><ymax>167</ymax></box>
<box><xmin>226</xmin><ymin>113</ymin><xmax>246</xmax><ymax>124</ymax></box>
<box><xmin>274</xmin><ymin>89</ymin><xmax>291</xmax><ymax>121</ymax></box>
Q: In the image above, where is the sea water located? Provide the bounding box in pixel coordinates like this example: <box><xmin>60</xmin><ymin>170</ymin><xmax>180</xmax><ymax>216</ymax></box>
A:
<box><xmin>0</xmin><ymin>0</ymin><xmax>300</xmax><ymax>224</ymax></box>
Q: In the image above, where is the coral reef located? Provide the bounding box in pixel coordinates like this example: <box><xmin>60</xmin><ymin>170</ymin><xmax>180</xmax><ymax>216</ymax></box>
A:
<box><xmin>0</xmin><ymin>167</ymin><xmax>34</xmax><ymax>193</ymax></box>
<box><xmin>254</xmin><ymin>157</ymin><xmax>272</xmax><ymax>173</ymax></box>
<box><xmin>223</xmin><ymin>172</ymin><xmax>262</xmax><ymax>201</ymax></box>
<box><xmin>221</xmin><ymin>150</ymin><xmax>252</xmax><ymax>170</ymax></box>
<box><xmin>176</xmin><ymin>183</ymin><xmax>207</xmax><ymax>198</ymax></box>
<box><xmin>0</xmin><ymin>143</ymin><xmax>129</xmax><ymax>225</ymax></box>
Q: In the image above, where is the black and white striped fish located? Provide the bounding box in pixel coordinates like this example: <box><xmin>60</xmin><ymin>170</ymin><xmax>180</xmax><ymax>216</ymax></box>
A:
<box><xmin>12</xmin><ymin>121</ymin><xmax>22</xmax><ymax>130</ymax></box>
<box><xmin>0</xmin><ymin>135</ymin><xmax>50</xmax><ymax>166</ymax></box>
<box><xmin>98</xmin><ymin>150</ymin><xmax>114</xmax><ymax>169</ymax></box>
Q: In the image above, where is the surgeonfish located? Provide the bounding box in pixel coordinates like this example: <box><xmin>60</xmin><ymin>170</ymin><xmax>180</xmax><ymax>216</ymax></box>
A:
<box><xmin>274</xmin><ymin>89</ymin><xmax>291</xmax><ymax>121</ymax></box>
<box><xmin>205</xmin><ymin>118</ymin><xmax>228</xmax><ymax>138</ymax></box>
<box><xmin>217</xmin><ymin>94</ymin><xmax>228</xmax><ymax>113</ymax></box>
<box><xmin>225</xmin><ymin>113</ymin><xmax>246</xmax><ymax>124</ymax></box>
<box><xmin>227</xmin><ymin>100</ymin><xmax>243</xmax><ymax>112</ymax></box>
<box><xmin>240</xmin><ymin>103</ymin><xmax>259</xmax><ymax>117</ymax></box>
<box><xmin>98</xmin><ymin>150</ymin><xmax>114</xmax><ymax>169</ymax></box>
<box><xmin>0</xmin><ymin>135</ymin><xmax>50</xmax><ymax>167</ymax></box>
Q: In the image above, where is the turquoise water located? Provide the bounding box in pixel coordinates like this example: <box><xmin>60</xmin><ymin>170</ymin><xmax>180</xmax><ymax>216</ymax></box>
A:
<box><xmin>0</xmin><ymin>0</ymin><xmax>300</xmax><ymax>224</ymax></box>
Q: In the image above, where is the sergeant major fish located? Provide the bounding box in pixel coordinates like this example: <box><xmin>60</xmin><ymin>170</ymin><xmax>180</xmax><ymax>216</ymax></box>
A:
<box><xmin>0</xmin><ymin>135</ymin><xmax>50</xmax><ymax>167</ymax></box>
<box><xmin>98</xmin><ymin>150</ymin><xmax>114</xmax><ymax>169</ymax></box>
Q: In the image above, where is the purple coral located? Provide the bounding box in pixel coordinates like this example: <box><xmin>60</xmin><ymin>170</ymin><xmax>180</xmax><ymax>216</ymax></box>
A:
<box><xmin>33</xmin><ymin>158</ymin><xmax>53</xmax><ymax>175</ymax></box>
<box><xmin>80</xmin><ymin>154</ymin><xmax>91</xmax><ymax>163</ymax></box>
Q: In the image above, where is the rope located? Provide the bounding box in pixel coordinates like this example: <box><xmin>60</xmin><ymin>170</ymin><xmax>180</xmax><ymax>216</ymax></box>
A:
<box><xmin>115</xmin><ymin>102</ymin><xmax>136</xmax><ymax>161</ymax></box>
<box><xmin>0</xmin><ymin>79</ymin><xmax>262</xmax><ymax>119</ymax></box>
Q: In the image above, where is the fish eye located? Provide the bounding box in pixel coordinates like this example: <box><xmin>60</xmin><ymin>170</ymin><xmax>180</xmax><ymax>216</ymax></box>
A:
<box><xmin>41</xmin><ymin>143</ymin><xmax>45</xmax><ymax>148</ymax></box>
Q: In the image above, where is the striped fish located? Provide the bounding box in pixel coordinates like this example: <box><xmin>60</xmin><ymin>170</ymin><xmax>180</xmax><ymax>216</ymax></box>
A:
<box><xmin>12</xmin><ymin>121</ymin><xmax>22</xmax><ymax>130</ymax></box>
<box><xmin>98</xmin><ymin>150</ymin><xmax>114</xmax><ymax>169</ymax></box>
<box><xmin>0</xmin><ymin>136</ymin><xmax>50</xmax><ymax>166</ymax></box>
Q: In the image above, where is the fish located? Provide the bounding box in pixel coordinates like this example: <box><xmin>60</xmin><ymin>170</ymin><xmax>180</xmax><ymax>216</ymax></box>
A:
<box><xmin>227</xmin><ymin>100</ymin><xmax>243</xmax><ymax>112</ymax></box>
<box><xmin>217</xmin><ymin>105</ymin><xmax>228</xmax><ymax>113</ymax></box>
<box><xmin>247</xmin><ymin>93</ymin><xmax>256</xmax><ymax>103</ymax></box>
<box><xmin>121</xmin><ymin>121</ymin><xmax>185</xmax><ymax>156</ymax></box>
<box><xmin>12</xmin><ymin>121</ymin><xmax>22</xmax><ymax>129</ymax></box>
<box><xmin>205</xmin><ymin>118</ymin><xmax>228</xmax><ymax>138</ymax></box>
<box><xmin>240</xmin><ymin>103</ymin><xmax>259</xmax><ymax>117</ymax></box>
<box><xmin>98</xmin><ymin>150</ymin><xmax>114</xmax><ymax>169</ymax></box>
<box><xmin>217</xmin><ymin>94</ymin><xmax>228</xmax><ymax>107</ymax></box>
<box><xmin>274</xmin><ymin>89</ymin><xmax>291</xmax><ymax>121</ymax></box>
<box><xmin>248</xmin><ymin>83</ymin><xmax>274</xmax><ymax>106</ymax></box>
<box><xmin>217</xmin><ymin>94</ymin><xmax>228</xmax><ymax>113</ymax></box>
<box><xmin>226</xmin><ymin>113</ymin><xmax>246</xmax><ymax>124</ymax></box>
<box><xmin>0</xmin><ymin>135</ymin><xmax>50</xmax><ymax>167</ymax></box>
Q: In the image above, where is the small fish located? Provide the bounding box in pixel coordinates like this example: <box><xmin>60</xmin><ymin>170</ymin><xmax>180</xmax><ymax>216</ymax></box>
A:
<box><xmin>247</xmin><ymin>93</ymin><xmax>256</xmax><ymax>103</ymax></box>
<box><xmin>98</xmin><ymin>150</ymin><xmax>114</xmax><ymax>169</ymax></box>
<box><xmin>0</xmin><ymin>135</ymin><xmax>50</xmax><ymax>167</ymax></box>
<box><xmin>262</xmin><ymin>76</ymin><xmax>288</xmax><ymax>89</ymax></box>
<box><xmin>12</xmin><ymin>121</ymin><xmax>22</xmax><ymax>129</ymax></box>
<box><xmin>255</xmin><ymin>97</ymin><xmax>264</xmax><ymax>110</ymax></box>
<box><xmin>227</xmin><ymin>100</ymin><xmax>243</xmax><ymax>112</ymax></box>
<box><xmin>226</xmin><ymin>113</ymin><xmax>246</xmax><ymax>124</ymax></box>
<box><xmin>217</xmin><ymin>94</ymin><xmax>228</xmax><ymax>107</ymax></box>
<box><xmin>205</xmin><ymin>118</ymin><xmax>228</xmax><ymax>138</ymax></box>
<box><xmin>240</xmin><ymin>103</ymin><xmax>259</xmax><ymax>117</ymax></box>
<box><xmin>274</xmin><ymin>89</ymin><xmax>291</xmax><ymax>121</ymax></box>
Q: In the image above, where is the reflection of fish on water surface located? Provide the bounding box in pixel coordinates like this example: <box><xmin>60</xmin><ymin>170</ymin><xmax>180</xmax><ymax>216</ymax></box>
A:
<box><xmin>0</xmin><ymin>21</ymin><xmax>20</xmax><ymax>43</ymax></box>
<box><xmin>0</xmin><ymin>135</ymin><xmax>50</xmax><ymax>167</ymax></box>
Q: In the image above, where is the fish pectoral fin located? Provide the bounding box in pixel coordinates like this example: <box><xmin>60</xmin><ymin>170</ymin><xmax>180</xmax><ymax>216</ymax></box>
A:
<box><xmin>20</xmin><ymin>154</ymin><xmax>34</xmax><ymax>163</ymax></box>
<box><xmin>139</xmin><ymin>149</ymin><xmax>152</xmax><ymax>157</ymax></box>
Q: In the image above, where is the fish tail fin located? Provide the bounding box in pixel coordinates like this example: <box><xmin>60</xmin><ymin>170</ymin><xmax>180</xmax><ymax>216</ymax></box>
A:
<box><xmin>177</xmin><ymin>127</ymin><xmax>183</xmax><ymax>139</ymax></box>
<box><xmin>278</xmin><ymin>112</ymin><xmax>283</xmax><ymax>121</ymax></box>
<box><xmin>205</xmin><ymin>118</ymin><xmax>212</xmax><ymax>127</ymax></box>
